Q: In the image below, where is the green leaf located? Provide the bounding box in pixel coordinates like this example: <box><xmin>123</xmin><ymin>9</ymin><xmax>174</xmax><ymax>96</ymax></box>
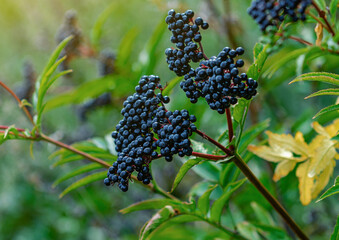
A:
<box><xmin>116</xmin><ymin>27</ymin><xmax>139</xmax><ymax>69</ymax></box>
<box><xmin>59</xmin><ymin>171</ymin><xmax>107</xmax><ymax>198</ymax></box>
<box><xmin>238</xmin><ymin>119</ymin><xmax>270</xmax><ymax>153</ymax></box>
<box><xmin>233</xmin><ymin>98</ymin><xmax>249</xmax><ymax>124</ymax></box>
<box><xmin>162</xmin><ymin>77</ymin><xmax>182</xmax><ymax>96</ymax></box>
<box><xmin>330</xmin><ymin>215</ymin><xmax>339</xmax><ymax>240</ymax></box>
<box><xmin>317</xmin><ymin>176</ymin><xmax>339</xmax><ymax>202</ymax></box>
<box><xmin>252</xmin><ymin>224</ymin><xmax>290</xmax><ymax>240</ymax></box>
<box><xmin>251</xmin><ymin>202</ymin><xmax>275</xmax><ymax>225</ymax></box>
<box><xmin>120</xmin><ymin>199</ymin><xmax>191</xmax><ymax>214</ymax></box>
<box><xmin>265</xmin><ymin>48</ymin><xmax>310</xmax><ymax>78</ymax></box>
<box><xmin>237</xmin><ymin>222</ymin><xmax>261</xmax><ymax>240</ymax></box>
<box><xmin>253</xmin><ymin>42</ymin><xmax>264</xmax><ymax>60</ymax></box>
<box><xmin>197</xmin><ymin>184</ymin><xmax>217</xmax><ymax>216</ymax></box>
<box><xmin>314</xmin><ymin>0</ymin><xmax>326</xmax><ymax>10</ymax></box>
<box><xmin>146</xmin><ymin>214</ymin><xmax>202</xmax><ymax>238</ymax></box>
<box><xmin>44</xmin><ymin>75</ymin><xmax>116</xmax><ymax>111</ymax></box>
<box><xmin>305</xmin><ymin>88</ymin><xmax>339</xmax><ymax>99</ymax></box>
<box><xmin>210</xmin><ymin>178</ymin><xmax>247</xmax><ymax>223</ymax></box>
<box><xmin>171</xmin><ymin>158</ymin><xmax>203</xmax><ymax>192</ymax></box>
<box><xmin>53</xmin><ymin>163</ymin><xmax>103</xmax><ymax>187</ymax></box>
<box><xmin>139</xmin><ymin>206</ymin><xmax>176</xmax><ymax>240</ymax></box>
<box><xmin>247</xmin><ymin>43</ymin><xmax>269</xmax><ymax>80</ymax></box>
<box><xmin>289</xmin><ymin>72</ymin><xmax>339</xmax><ymax>86</ymax></box>
<box><xmin>313</xmin><ymin>103</ymin><xmax>339</xmax><ymax>119</ymax></box>
<box><xmin>90</xmin><ymin>2</ymin><xmax>116</xmax><ymax>48</ymax></box>
<box><xmin>139</xmin><ymin>18</ymin><xmax>167</xmax><ymax>75</ymax></box>
<box><xmin>330</xmin><ymin>0</ymin><xmax>338</xmax><ymax>24</ymax></box>
<box><xmin>33</xmin><ymin>36</ymin><xmax>73</xmax><ymax>127</ymax></box>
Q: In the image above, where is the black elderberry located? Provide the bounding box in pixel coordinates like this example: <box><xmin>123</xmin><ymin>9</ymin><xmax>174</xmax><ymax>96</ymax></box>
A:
<box><xmin>105</xmin><ymin>75</ymin><xmax>197</xmax><ymax>192</ymax></box>
<box><xmin>179</xmin><ymin>47</ymin><xmax>258</xmax><ymax>113</ymax></box>
<box><xmin>165</xmin><ymin>10</ymin><xmax>209</xmax><ymax>76</ymax></box>
<box><xmin>248</xmin><ymin>0</ymin><xmax>312</xmax><ymax>31</ymax></box>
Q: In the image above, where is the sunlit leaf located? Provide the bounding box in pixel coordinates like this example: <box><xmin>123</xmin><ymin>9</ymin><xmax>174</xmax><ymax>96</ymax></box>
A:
<box><xmin>289</xmin><ymin>72</ymin><xmax>339</xmax><ymax>86</ymax></box>
<box><xmin>162</xmin><ymin>76</ymin><xmax>182</xmax><ymax>96</ymax></box>
<box><xmin>247</xmin><ymin>43</ymin><xmax>268</xmax><ymax>80</ymax></box>
<box><xmin>171</xmin><ymin>158</ymin><xmax>203</xmax><ymax>192</ymax></box>
<box><xmin>59</xmin><ymin>171</ymin><xmax>107</xmax><ymax>198</ymax></box>
<box><xmin>313</xmin><ymin>103</ymin><xmax>339</xmax><ymax>119</ymax></box>
<box><xmin>317</xmin><ymin>175</ymin><xmax>339</xmax><ymax>202</ymax></box>
<box><xmin>305</xmin><ymin>88</ymin><xmax>339</xmax><ymax>99</ymax></box>
<box><xmin>33</xmin><ymin>36</ymin><xmax>73</xmax><ymax>128</ymax></box>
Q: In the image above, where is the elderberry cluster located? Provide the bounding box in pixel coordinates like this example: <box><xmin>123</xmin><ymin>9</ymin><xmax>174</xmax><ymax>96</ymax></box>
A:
<box><xmin>104</xmin><ymin>75</ymin><xmax>197</xmax><ymax>192</ymax></box>
<box><xmin>247</xmin><ymin>0</ymin><xmax>311</xmax><ymax>31</ymax></box>
<box><xmin>180</xmin><ymin>47</ymin><xmax>257</xmax><ymax>114</ymax></box>
<box><xmin>165</xmin><ymin>9</ymin><xmax>209</xmax><ymax>76</ymax></box>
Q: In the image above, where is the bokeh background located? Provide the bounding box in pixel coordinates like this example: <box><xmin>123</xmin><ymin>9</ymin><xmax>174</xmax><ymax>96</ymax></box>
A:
<box><xmin>0</xmin><ymin>0</ymin><xmax>338</xmax><ymax>239</ymax></box>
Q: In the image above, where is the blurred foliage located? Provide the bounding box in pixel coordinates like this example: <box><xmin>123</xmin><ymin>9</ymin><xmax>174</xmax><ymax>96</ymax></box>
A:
<box><xmin>0</xmin><ymin>0</ymin><xmax>338</xmax><ymax>239</ymax></box>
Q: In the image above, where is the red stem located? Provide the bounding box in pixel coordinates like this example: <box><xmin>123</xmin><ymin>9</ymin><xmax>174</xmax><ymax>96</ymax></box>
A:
<box><xmin>0</xmin><ymin>81</ymin><xmax>34</xmax><ymax>125</ymax></box>
<box><xmin>192</xmin><ymin>151</ymin><xmax>228</xmax><ymax>160</ymax></box>
<box><xmin>196</xmin><ymin>129</ymin><xmax>233</xmax><ymax>155</ymax></box>
<box><xmin>0</xmin><ymin>125</ymin><xmax>25</xmax><ymax>132</ymax></box>
<box><xmin>198</xmin><ymin>41</ymin><xmax>209</xmax><ymax>60</ymax></box>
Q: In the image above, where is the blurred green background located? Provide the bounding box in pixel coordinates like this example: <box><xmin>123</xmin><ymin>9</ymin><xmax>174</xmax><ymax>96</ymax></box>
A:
<box><xmin>0</xmin><ymin>0</ymin><xmax>338</xmax><ymax>239</ymax></box>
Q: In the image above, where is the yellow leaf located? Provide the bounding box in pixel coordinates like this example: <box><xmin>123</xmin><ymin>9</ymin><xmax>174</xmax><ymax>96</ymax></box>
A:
<box><xmin>296</xmin><ymin>160</ymin><xmax>314</xmax><ymax>205</ymax></box>
<box><xmin>312</xmin><ymin>122</ymin><xmax>331</xmax><ymax>138</ymax></box>
<box><xmin>324</xmin><ymin>119</ymin><xmax>339</xmax><ymax>138</ymax></box>
<box><xmin>313</xmin><ymin>119</ymin><xmax>339</xmax><ymax>138</ymax></box>
<box><xmin>308</xmin><ymin>137</ymin><xmax>337</xmax><ymax>177</ymax></box>
<box><xmin>248</xmin><ymin>145</ymin><xmax>307</xmax><ymax>163</ymax></box>
<box><xmin>266</xmin><ymin>131</ymin><xmax>309</xmax><ymax>156</ymax></box>
<box><xmin>273</xmin><ymin>160</ymin><xmax>297</xmax><ymax>181</ymax></box>
<box><xmin>311</xmin><ymin>160</ymin><xmax>336</xmax><ymax>199</ymax></box>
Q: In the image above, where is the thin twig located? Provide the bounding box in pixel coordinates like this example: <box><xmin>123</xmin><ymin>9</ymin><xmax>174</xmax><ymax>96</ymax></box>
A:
<box><xmin>306</xmin><ymin>10</ymin><xmax>331</xmax><ymax>33</ymax></box>
<box><xmin>311</xmin><ymin>1</ymin><xmax>335</xmax><ymax>36</ymax></box>
<box><xmin>0</xmin><ymin>81</ymin><xmax>34</xmax><ymax>125</ymax></box>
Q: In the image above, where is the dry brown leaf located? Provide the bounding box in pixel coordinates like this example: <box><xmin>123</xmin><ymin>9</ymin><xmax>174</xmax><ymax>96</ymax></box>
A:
<box><xmin>315</xmin><ymin>23</ymin><xmax>323</xmax><ymax>47</ymax></box>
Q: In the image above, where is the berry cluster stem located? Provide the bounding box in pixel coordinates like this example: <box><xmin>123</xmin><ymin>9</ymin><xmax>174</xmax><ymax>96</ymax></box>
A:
<box><xmin>198</xmin><ymin>41</ymin><xmax>209</xmax><ymax>60</ymax></box>
<box><xmin>311</xmin><ymin>1</ymin><xmax>335</xmax><ymax>37</ymax></box>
